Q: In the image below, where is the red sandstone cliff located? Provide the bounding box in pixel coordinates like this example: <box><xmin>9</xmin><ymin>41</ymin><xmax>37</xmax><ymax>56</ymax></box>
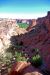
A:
<box><xmin>20</xmin><ymin>11</ymin><xmax>50</xmax><ymax>71</ymax></box>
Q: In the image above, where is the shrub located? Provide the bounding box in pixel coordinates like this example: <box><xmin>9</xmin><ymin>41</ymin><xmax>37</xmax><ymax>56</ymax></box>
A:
<box><xmin>14</xmin><ymin>51</ymin><xmax>27</xmax><ymax>62</ymax></box>
<box><xmin>31</xmin><ymin>54</ymin><xmax>42</xmax><ymax>67</ymax></box>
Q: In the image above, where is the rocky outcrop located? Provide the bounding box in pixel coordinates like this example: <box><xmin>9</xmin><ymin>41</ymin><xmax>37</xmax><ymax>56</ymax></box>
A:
<box><xmin>9</xmin><ymin>61</ymin><xmax>43</xmax><ymax>75</ymax></box>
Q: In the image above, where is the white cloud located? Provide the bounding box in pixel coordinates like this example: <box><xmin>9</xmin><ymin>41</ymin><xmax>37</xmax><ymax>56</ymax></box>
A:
<box><xmin>0</xmin><ymin>13</ymin><xmax>47</xmax><ymax>19</ymax></box>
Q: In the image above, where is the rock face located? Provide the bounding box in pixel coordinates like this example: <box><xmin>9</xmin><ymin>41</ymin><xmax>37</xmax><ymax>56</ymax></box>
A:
<box><xmin>19</xmin><ymin>11</ymin><xmax>50</xmax><ymax>71</ymax></box>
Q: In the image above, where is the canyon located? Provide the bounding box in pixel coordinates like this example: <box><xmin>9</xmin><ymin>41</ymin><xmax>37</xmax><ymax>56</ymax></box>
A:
<box><xmin>0</xmin><ymin>11</ymin><xmax>50</xmax><ymax>75</ymax></box>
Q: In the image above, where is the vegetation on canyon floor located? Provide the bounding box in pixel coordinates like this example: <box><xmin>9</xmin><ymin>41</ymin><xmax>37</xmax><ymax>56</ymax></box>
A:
<box><xmin>18</xmin><ymin>23</ymin><xmax>29</xmax><ymax>29</ymax></box>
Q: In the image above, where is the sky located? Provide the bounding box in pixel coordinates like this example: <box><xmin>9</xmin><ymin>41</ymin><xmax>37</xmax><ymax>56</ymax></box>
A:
<box><xmin>0</xmin><ymin>0</ymin><xmax>50</xmax><ymax>19</ymax></box>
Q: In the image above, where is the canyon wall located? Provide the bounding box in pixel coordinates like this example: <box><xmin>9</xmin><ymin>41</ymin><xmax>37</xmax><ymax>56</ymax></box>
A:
<box><xmin>21</xmin><ymin>11</ymin><xmax>50</xmax><ymax>71</ymax></box>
